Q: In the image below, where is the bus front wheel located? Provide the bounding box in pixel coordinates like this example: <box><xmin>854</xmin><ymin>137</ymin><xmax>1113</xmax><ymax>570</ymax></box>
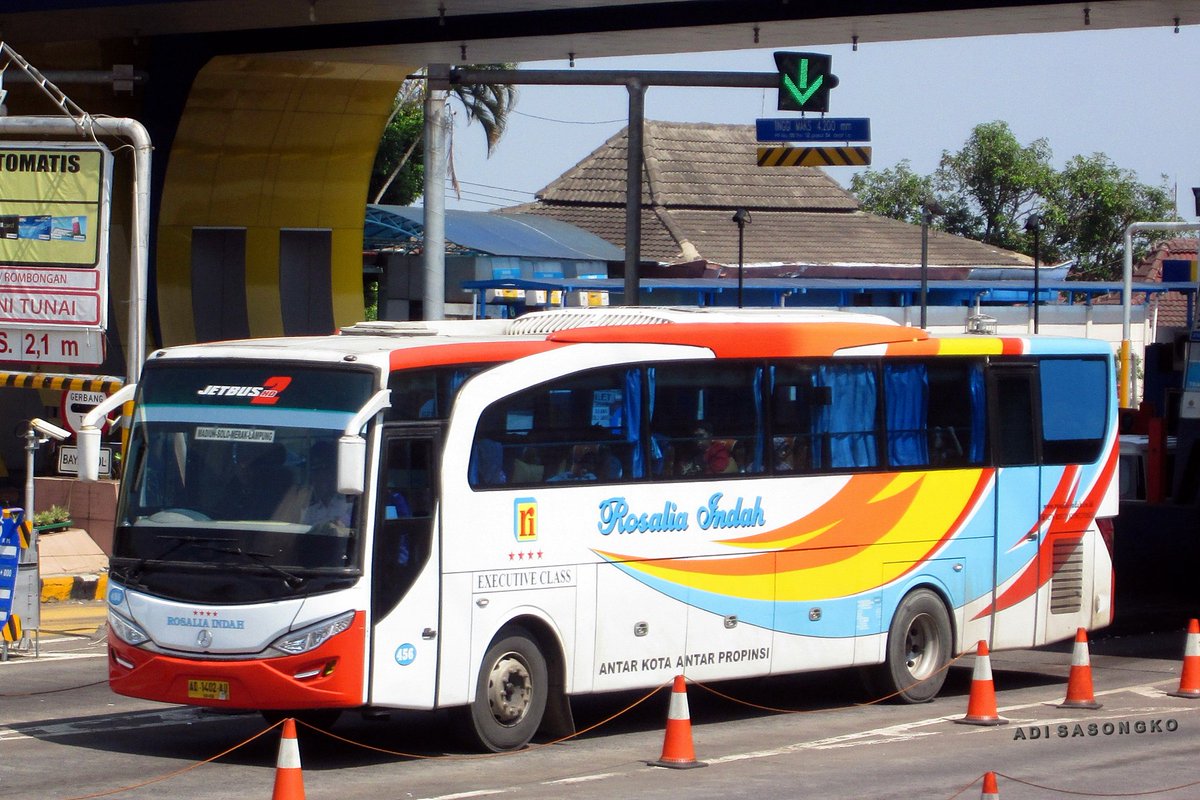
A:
<box><xmin>462</xmin><ymin>628</ymin><xmax>548</xmax><ymax>752</ymax></box>
<box><xmin>869</xmin><ymin>589</ymin><xmax>952</xmax><ymax>703</ymax></box>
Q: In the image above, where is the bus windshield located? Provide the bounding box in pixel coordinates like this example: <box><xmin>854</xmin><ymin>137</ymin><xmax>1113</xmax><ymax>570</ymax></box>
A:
<box><xmin>111</xmin><ymin>361</ymin><xmax>375</xmax><ymax>602</ymax></box>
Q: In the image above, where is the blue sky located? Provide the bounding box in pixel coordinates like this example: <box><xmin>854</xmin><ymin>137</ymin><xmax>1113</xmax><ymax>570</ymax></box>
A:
<box><xmin>439</xmin><ymin>25</ymin><xmax>1200</xmax><ymax>221</ymax></box>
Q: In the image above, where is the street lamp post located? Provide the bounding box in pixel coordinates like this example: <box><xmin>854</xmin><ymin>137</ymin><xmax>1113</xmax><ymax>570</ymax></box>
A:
<box><xmin>733</xmin><ymin>208</ymin><xmax>751</xmax><ymax>308</ymax></box>
<box><xmin>1025</xmin><ymin>213</ymin><xmax>1042</xmax><ymax>334</ymax></box>
<box><xmin>919</xmin><ymin>200</ymin><xmax>943</xmax><ymax>329</ymax></box>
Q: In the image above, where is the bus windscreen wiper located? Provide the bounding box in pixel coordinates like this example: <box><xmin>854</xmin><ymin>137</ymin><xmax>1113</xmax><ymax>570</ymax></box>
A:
<box><xmin>115</xmin><ymin>535</ymin><xmax>240</xmax><ymax>588</ymax></box>
<box><xmin>207</xmin><ymin>545</ymin><xmax>309</xmax><ymax>590</ymax></box>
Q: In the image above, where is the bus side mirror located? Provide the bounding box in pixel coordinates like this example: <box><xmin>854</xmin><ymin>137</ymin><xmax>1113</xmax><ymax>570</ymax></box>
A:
<box><xmin>77</xmin><ymin>384</ymin><xmax>137</xmax><ymax>483</ymax></box>
<box><xmin>337</xmin><ymin>388</ymin><xmax>390</xmax><ymax>496</ymax></box>
<box><xmin>337</xmin><ymin>435</ymin><xmax>366</xmax><ymax>495</ymax></box>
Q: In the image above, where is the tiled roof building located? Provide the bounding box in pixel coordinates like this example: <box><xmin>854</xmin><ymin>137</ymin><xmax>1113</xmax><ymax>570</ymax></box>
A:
<box><xmin>506</xmin><ymin>120</ymin><xmax>1032</xmax><ymax>271</ymax></box>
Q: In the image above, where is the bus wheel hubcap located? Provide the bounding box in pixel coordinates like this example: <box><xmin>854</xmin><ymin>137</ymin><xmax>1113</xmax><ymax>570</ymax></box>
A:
<box><xmin>487</xmin><ymin>653</ymin><xmax>532</xmax><ymax>725</ymax></box>
<box><xmin>905</xmin><ymin>614</ymin><xmax>937</xmax><ymax>679</ymax></box>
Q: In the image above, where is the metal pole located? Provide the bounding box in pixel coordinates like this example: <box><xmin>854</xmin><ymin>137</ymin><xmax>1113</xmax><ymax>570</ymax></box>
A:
<box><xmin>423</xmin><ymin>65</ymin><xmax>449</xmax><ymax>321</ymax></box>
<box><xmin>732</xmin><ymin>208</ymin><xmax>750</xmax><ymax>309</ymax></box>
<box><xmin>451</xmin><ymin>68</ymin><xmax>777</xmax><ymax>90</ymax></box>
<box><xmin>1032</xmin><ymin>223</ymin><xmax>1040</xmax><ymax>334</ymax></box>
<box><xmin>919</xmin><ymin>211</ymin><xmax>929</xmax><ymax>329</ymax></box>
<box><xmin>623</xmin><ymin>80</ymin><xmax>644</xmax><ymax>307</ymax></box>
<box><xmin>737</xmin><ymin>223</ymin><xmax>745</xmax><ymax>308</ymax></box>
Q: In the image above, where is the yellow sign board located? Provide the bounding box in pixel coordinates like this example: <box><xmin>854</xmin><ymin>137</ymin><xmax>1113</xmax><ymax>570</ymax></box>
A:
<box><xmin>0</xmin><ymin>144</ymin><xmax>111</xmax><ymax>268</ymax></box>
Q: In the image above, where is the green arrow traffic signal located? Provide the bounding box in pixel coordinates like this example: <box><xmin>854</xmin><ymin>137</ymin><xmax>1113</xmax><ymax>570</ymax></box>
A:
<box><xmin>775</xmin><ymin>52</ymin><xmax>839</xmax><ymax>113</ymax></box>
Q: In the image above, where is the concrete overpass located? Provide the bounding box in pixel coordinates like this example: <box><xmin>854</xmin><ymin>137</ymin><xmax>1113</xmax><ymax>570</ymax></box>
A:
<box><xmin>0</xmin><ymin>0</ymin><xmax>1196</xmax><ymax>364</ymax></box>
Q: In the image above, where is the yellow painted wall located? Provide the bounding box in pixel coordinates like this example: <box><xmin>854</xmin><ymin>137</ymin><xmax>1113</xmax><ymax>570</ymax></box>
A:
<box><xmin>156</xmin><ymin>56</ymin><xmax>412</xmax><ymax>346</ymax></box>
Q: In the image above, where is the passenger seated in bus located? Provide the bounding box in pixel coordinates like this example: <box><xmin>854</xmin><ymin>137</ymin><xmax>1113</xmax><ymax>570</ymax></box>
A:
<box><xmin>597</xmin><ymin>444</ymin><xmax>624</xmax><ymax>480</ymax></box>
<box><xmin>773</xmin><ymin>436</ymin><xmax>794</xmax><ymax>472</ymax></box>
<box><xmin>681</xmin><ymin>426</ymin><xmax>738</xmax><ymax>476</ymax></box>
<box><xmin>225</xmin><ymin>443</ymin><xmax>292</xmax><ymax>520</ymax></box>
<box><xmin>930</xmin><ymin>426</ymin><xmax>964</xmax><ymax>466</ymax></box>
<box><xmin>510</xmin><ymin>447</ymin><xmax>545</xmax><ymax>484</ymax></box>
<box><xmin>469</xmin><ymin>439</ymin><xmax>506</xmax><ymax>486</ymax></box>
<box><xmin>300</xmin><ymin>441</ymin><xmax>354</xmax><ymax>529</ymax></box>
<box><xmin>548</xmin><ymin>445</ymin><xmax>599</xmax><ymax>482</ymax></box>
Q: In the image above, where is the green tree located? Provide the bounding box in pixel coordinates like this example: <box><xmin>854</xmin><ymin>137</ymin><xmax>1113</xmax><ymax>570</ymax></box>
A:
<box><xmin>934</xmin><ymin>121</ymin><xmax>1055</xmax><ymax>251</ymax></box>
<box><xmin>849</xmin><ymin>121</ymin><xmax>1177</xmax><ymax>281</ymax></box>
<box><xmin>370</xmin><ymin>100</ymin><xmax>424</xmax><ymax>205</ymax></box>
<box><xmin>849</xmin><ymin>160</ymin><xmax>933</xmax><ymax>225</ymax></box>
<box><xmin>1044</xmin><ymin>154</ymin><xmax>1175</xmax><ymax>281</ymax></box>
<box><xmin>370</xmin><ymin>65</ymin><xmax>518</xmax><ymax>205</ymax></box>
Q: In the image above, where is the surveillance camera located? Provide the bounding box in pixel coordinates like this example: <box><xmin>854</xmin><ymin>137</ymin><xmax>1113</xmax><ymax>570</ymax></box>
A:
<box><xmin>30</xmin><ymin>417</ymin><xmax>71</xmax><ymax>442</ymax></box>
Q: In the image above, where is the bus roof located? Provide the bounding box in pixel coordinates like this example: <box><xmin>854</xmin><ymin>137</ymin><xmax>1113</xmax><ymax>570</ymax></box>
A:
<box><xmin>147</xmin><ymin>307</ymin><xmax>1108</xmax><ymax>374</ymax></box>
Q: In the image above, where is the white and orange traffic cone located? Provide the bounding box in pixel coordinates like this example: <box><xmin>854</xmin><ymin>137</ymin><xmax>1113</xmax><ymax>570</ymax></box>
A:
<box><xmin>1058</xmin><ymin>627</ymin><xmax>1102</xmax><ymax>709</ymax></box>
<box><xmin>648</xmin><ymin>675</ymin><xmax>706</xmax><ymax>769</ymax></box>
<box><xmin>955</xmin><ymin>641</ymin><xmax>1009</xmax><ymax>726</ymax></box>
<box><xmin>272</xmin><ymin>718</ymin><xmax>306</xmax><ymax>800</ymax></box>
<box><xmin>981</xmin><ymin>771</ymin><xmax>1000</xmax><ymax>799</ymax></box>
<box><xmin>1168</xmin><ymin>618</ymin><xmax>1200</xmax><ymax>699</ymax></box>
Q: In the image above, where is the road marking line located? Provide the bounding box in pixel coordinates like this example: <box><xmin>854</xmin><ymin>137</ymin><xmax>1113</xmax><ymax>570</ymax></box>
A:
<box><xmin>544</xmin><ymin>773</ymin><xmax>622</xmax><ymax>784</ymax></box>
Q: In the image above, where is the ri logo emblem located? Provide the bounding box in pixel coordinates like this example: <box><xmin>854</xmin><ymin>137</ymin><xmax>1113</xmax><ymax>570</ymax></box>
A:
<box><xmin>514</xmin><ymin>497</ymin><xmax>538</xmax><ymax>543</ymax></box>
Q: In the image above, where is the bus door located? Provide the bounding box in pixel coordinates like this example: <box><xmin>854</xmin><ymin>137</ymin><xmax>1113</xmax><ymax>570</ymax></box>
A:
<box><xmin>987</xmin><ymin>363</ymin><xmax>1042</xmax><ymax>650</ymax></box>
<box><xmin>368</xmin><ymin>426</ymin><xmax>442</xmax><ymax>708</ymax></box>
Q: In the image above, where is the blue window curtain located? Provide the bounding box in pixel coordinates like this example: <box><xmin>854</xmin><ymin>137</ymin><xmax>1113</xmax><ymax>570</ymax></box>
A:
<box><xmin>884</xmin><ymin>363</ymin><xmax>929</xmax><ymax>467</ymax></box>
<box><xmin>750</xmin><ymin>366</ymin><xmax>766</xmax><ymax>472</ymax></box>
<box><xmin>815</xmin><ymin>364</ymin><xmax>878</xmax><ymax>468</ymax></box>
<box><xmin>968</xmin><ymin>364</ymin><xmax>986</xmax><ymax>464</ymax></box>
<box><xmin>624</xmin><ymin>369</ymin><xmax>644</xmax><ymax>477</ymax></box>
<box><xmin>646</xmin><ymin>367</ymin><xmax>666</xmax><ymax>475</ymax></box>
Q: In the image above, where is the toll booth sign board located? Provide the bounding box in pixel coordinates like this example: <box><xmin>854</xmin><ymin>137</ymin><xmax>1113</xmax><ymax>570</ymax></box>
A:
<box><xmin>0</xmin><ymin>143</ymin><xmax>113</xmax><ymax>366</ymax></box>
<box><xmin>0</xmin><ymin>509</ymin><xmax>23</xmax><ymax>626</ymax></box>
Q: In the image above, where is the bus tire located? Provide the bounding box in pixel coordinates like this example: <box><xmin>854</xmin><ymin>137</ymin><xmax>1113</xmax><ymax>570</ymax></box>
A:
<box><xmin>869</xmin><ymin>588</ymin><xmax>951</xmax><ymax>703</ymax></box>
<box><xmin>463</xmin><ymin>628</ymin><xmax>548</xmax><ymax>752</ymax></box>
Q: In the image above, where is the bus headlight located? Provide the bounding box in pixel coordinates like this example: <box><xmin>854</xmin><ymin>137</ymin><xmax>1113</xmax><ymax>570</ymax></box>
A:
<box><xmin>109</xmin><ymin>610</ymin><xmax>150</xmax><ymax>646</ymax></box>
<box><xmin>270</xmin><ymin>611</ymin><xmax>355</xmax><ymax>656</ymax></box>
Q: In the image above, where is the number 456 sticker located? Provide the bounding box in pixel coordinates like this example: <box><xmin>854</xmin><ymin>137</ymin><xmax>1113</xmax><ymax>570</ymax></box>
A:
<box><xmin>395</xmin><ymin>643</ymin><xmax>417</xmax><ymax>666</ymax></box>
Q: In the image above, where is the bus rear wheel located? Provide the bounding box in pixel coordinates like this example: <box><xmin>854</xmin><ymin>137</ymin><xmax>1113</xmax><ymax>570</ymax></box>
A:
<box><xmin>462</xmin><ymin>628</ymin><xmax>548</xmax><ymax>752</ymax></box>
<box><xmin>868</xmin><ymin>589</ymin><xmax>952</xmax><ymax>703</ymax></box>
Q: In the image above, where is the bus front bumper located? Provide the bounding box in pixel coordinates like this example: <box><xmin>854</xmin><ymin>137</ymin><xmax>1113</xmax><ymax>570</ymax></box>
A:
<box><xmin>107</xmin><ymin>612</ymin><xmax>366</xmax><ymax>709</ymax></box>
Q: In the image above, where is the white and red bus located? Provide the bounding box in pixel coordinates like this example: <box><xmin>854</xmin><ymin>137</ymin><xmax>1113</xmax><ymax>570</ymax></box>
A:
<box><xmin>80</xmin><ymin>308</ymin><xmax>1118</xmax><ymax>751</ymax></box>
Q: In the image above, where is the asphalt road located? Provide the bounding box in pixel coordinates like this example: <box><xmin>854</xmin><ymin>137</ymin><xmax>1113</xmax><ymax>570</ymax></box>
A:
<box><xmin>3</xmin><ymin>604</ymin><xmax>1199</xmax><ymax>800</ymax></box>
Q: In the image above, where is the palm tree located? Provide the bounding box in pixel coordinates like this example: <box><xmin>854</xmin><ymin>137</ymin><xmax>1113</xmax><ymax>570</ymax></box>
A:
<box><xmin>370</xmin><ymin>64</ymin><xmax>518</xmax><ymax>205</ymax></box>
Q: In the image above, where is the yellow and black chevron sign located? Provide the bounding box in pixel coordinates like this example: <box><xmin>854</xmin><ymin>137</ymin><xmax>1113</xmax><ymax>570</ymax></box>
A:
<box><xmin>0</xmin><ymin>371</ymin><xmax>124</xmax><ymax>394</ymax></box>
<box><xmin>19</xmin><ymin>519</ymin><xmax>32</xmax><ymax>550</ymax></box>
<box><xmin>2</xmin><ymin>614</ymin><xmax>21</xmax><ymax>643</ymax></box>
<box><xmin>757</xmin><ymin>146</ymin><xmax>872</xmax><ymax>167</ymax></box>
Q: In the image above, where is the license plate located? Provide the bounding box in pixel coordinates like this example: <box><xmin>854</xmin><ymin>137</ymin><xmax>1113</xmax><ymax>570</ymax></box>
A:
<box><xmin>187</xmin><ymin>679</ymin><xmax>230</xmax><ymax>701</ymax></box>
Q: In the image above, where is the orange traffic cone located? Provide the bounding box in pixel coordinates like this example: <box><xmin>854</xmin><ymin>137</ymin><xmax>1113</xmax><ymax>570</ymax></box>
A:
<box><xmin>1168</xmin><ymin>618</ymin><xmax>1200</xmax><ymax>699</ymax></box>
<box><xmin>981</xmin><ymin>771</ymin><xmax>1000</xmax><ymax>799</ymax></box>
<box><xmin>272</xmin><ymin>718</ymin><xmax>306</xmax><ymax>800</ymax></box>
<box><xmin>955</xmin><ymin>641</ymin><xmax>1009</xmax><ymax>726</ymax></box>
<box><xmin>648</xmin><ymin>675</ymin><xmax>706</xmax><ymax>769</ymax></box>
<box><xmin>1058</xmin><ymin>627</ymin><xmax>1102</xmax><ymax>709</ymax></box>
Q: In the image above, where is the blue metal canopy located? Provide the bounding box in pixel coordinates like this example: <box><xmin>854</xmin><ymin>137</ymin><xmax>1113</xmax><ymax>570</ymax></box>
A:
<box><xmin>463</xmin><ymin>275</ymin><xmax>1197</xmax><ymax>322</ymax></box>
<box><xmin>365</xmin><ymin>205</ymin><xmax>624</xmax><ymax>261</ymax></box>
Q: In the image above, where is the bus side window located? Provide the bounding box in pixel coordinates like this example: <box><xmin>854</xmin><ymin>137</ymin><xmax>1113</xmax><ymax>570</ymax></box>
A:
<box><xmin>1040</xmin><ymin>358</ymin><xmax>1107</xmax><ymax>464</ymax></box>
<box><xmin>990</xmin><ymin>366</ymin><xmax>1039</xmax><ymax>466</ymax></box>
